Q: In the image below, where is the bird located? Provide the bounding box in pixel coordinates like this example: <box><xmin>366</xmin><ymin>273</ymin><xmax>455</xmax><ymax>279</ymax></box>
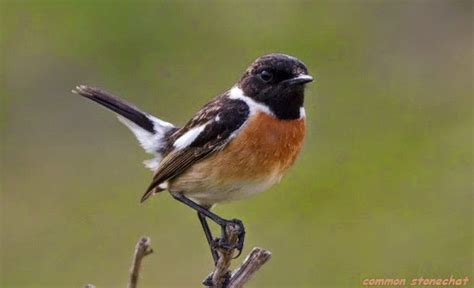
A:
<box><xmin>73</xmin><ymin>53</ymin><xmax>313</xmax><ymax>265</ymax></box>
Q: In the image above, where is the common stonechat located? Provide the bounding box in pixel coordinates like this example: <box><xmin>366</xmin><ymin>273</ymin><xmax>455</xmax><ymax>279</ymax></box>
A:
<box><xmin>73</xmin><ymin>53</ymin><xmax>313</xmax><ymax>264</ymax></box>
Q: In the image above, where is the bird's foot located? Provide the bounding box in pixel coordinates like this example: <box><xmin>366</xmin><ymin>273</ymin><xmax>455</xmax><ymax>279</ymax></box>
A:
<box><xmin>212</xmin><ymin>219</ymin><xmax>246</xmax><ymax>259</ymax></box>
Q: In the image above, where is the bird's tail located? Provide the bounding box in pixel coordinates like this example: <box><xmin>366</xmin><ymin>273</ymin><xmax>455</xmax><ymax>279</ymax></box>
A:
<box><xmin>73</xmin><ymin>85</ymin><xmax>177</xmax><ymax>169</ymax></box>
<box><xmin>73</xmin><ymin>85</ymin><xmax>161</xmax><ymax>133</ymax></box>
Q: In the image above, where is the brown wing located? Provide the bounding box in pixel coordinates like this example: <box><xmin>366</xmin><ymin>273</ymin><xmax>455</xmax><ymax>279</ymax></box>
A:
<box><xmin>140</xmin><ymin>95</ymin><xmax>250</xmax><ymax>202</ymax></box>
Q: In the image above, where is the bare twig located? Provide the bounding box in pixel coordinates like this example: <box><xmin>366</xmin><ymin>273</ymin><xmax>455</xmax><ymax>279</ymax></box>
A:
<box><xmin>204</xmin><ymin>223</ymin><xmax>241</xmax><ymax>287</ymax></box>
<box><xmin>85</xmin><ymin>232</ymin><xmax>270</xmax><ymax>288</ymax></box>
<box><xmin>204</xmin><ymin>224</ymin><xmax>271</xmax><ymax>288</ymax></box>
<box><xmin>227</xmin><ymin>247</ymin><xmax>272</xmax><ymax>288</ymax></box>
<box><xmin>128</xmin><ymin>236</ymin><xmax>154</xmax><ymax>288</ymax></box>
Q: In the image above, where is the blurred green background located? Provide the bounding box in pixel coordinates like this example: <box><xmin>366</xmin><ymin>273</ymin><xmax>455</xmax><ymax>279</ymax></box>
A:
<box><xmin>1</xmin><ymin>1</ymin><xmax>472</xmax><ymax>287</ymax></box>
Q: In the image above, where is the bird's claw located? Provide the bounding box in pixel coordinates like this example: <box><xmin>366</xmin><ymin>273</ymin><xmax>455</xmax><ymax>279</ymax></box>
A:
<box><xmin>212</xmin><ymin>219</ymin><xmax>246</xmax><ymax>259</ymax></box>
<box><xmin>229</xmin><ymin>219</ymin><xmax>245</xmax><ymax>259</ymax></box>
<box><xmin>212</xmin><ymin>237</ymin><xmax>233</xmax><ymax>251</ymax></box>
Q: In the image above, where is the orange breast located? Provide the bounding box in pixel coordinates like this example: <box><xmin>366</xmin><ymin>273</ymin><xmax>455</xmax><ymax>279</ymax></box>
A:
<box><xmin>211</xmin><ymin>112</ymin><xmax>306</xmax><ymax>181</ymax></box>
<box><xmin>169</xmin><ymin>112</ymin><xmax>306</xmax><ymax>203</ymax></box>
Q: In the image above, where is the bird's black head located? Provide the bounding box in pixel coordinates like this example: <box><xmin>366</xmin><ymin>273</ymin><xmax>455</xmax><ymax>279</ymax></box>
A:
<box><xmin>237</xmin><ymin>53</ymin><xmax>313</xmax><ymax>120</ymax></box>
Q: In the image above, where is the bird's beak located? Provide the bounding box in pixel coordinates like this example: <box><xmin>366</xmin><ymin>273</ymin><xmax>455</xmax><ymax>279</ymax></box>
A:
<box><xmin>283</xmin><ymin>74</ymin><xmax>314</xmax><ymax>86</ymax></box>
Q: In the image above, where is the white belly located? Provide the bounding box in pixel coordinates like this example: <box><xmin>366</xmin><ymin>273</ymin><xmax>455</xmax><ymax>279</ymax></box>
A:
<box><xmin>171</xmin><ymin>170</ymin><xmax>283</xmax><ymax>206</ymax></box>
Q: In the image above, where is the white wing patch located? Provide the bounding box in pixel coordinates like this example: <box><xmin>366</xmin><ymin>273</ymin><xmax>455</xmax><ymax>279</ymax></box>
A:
<box><xmin>173</xmin><ymin>124</ymin><xmax>207</xmax><ymax>149</ymax></box>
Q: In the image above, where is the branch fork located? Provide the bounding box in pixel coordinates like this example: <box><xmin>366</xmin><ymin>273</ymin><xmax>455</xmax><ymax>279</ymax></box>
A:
<box><xmin>85</xmin><ymin>233</ymin><xmax>270</xmax><ymax>288</ymax></box>
<box><xmin>204</xmin><ymin>223</ymin><xmax>272</xmax><ymax>288</ymax></box>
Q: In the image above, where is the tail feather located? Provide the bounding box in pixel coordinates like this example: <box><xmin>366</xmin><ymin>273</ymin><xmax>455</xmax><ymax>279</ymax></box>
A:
<box><xmin>73</xmin><ymin>85</ymin><xmax>158</xmax><ymax>132</ymax></box>
<box><xmin>73</xmin><ymin>85</ymin><xmax>176</xmax><ymax>158</ymax></box>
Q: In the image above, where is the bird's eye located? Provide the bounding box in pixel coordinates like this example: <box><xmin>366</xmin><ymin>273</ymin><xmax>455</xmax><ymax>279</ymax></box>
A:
<box><xmin>259</xmin><ymin>70</ymin><xmax>273</xmax><ymax>82</ymax></box>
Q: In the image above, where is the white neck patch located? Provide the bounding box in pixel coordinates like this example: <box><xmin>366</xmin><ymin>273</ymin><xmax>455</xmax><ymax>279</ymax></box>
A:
<box><xmin>299</xmin><ymin>107</ymin><xmax>306</xmax><ymax>119</ymax></box>
<box><xmin>229</xmin><ymin>86</ymin><xmax>274</xmax><ymax>117</ymax></box>
<box><xmin>229</xmin><ymin>86</ymin><xmax>306</xmax><ymax>119</ymax></box>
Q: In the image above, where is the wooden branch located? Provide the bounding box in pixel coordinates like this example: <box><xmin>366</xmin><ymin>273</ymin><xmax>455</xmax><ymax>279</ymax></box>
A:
<box><xmin>207</xmin><ymin>223</ymin><xmax>241</xmax><ymax>287</ymax></box>
<box><xmin>227</xmin><ymin>247</ymin><xmax>272</xmax><ymax>288</ymax></box>
<box><xmin>204</xmin><ymin>224</ymin><xmax>272</xmax><ymax>288</ymax></box>
<box><xmin>84</xmin><ymin>233</ymin><xmax>270</xmax><ymax>288</ymax></box>
<box><xmin>128</xmin><ymin>236</ymin><xmax>154</xmax><ymax>288</ymax></box>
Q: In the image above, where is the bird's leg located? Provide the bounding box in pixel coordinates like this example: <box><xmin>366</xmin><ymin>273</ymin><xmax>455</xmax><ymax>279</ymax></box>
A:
<box><xmin>197</xmin><ymin>212</ymin><xmax>222</xmax><ymax>287</ymax></box>
<box><xmin>197</xmin><ymin>211</ymin><xmax>219</xmax><ymax>264</ymax></box>
<box><xmin>171</xmin><ymin>193</ymin><xmax>246</xmax><ymax>260</ymax></box>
